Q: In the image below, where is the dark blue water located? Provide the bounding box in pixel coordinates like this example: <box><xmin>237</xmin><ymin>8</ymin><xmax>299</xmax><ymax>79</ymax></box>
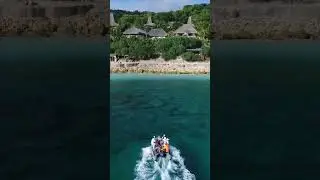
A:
<box><xmin>0</xmin><ymin>38</ymin><xmax>109</xmax><ymax>180</ymax></box>
<box><xmin>110</xmin><ymin>74</ymin><xmax>210</xmax><ymax>180</ymax></box>
<box><xmin>212</xmin><ymin>41</ymin><xmax>320</xmax><ymax>180</ymax></box>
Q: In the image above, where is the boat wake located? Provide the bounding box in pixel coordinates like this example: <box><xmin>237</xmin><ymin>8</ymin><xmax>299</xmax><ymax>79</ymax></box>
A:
<box><xmin>134</xmin><ymin>145</ymin><xmax>196</xmax><ymax>180</ymax></box>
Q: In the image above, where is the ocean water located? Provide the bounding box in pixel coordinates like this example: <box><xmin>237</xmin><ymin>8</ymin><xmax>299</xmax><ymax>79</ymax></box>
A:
<box><xmin>0</xmin><ymin>38</ymin><xmax>109</xmax><ymax>179</ymax></box>
<box><xmin>110</xmin><ymin>74</ymin><xmax>210</xmax><ymax>180</ymax></box>
<box><xmin>212</xmin><ymin>41</ymin><xmax>320</xmax><ymax>180</ymax></box>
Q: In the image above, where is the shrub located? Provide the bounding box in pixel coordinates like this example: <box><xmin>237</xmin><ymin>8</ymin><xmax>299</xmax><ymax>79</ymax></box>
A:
<box><xmin>201</xmin><ymin>45</ymin><xmax>210</xmax><ymax>57</ymax></box>
<box><xmin>182</xmin><ymin>52</ymin><xmax>201</xmax><ymax>62</ymax></box>
<box><xmin>112</xmin><ymin>36</ymin><xmax>205</xmax><ymax>61</ymax></box>
<box><xmin>162</xmin><ymin>49</ymin><xmax>178</xmax><ymax>61</ymax></box>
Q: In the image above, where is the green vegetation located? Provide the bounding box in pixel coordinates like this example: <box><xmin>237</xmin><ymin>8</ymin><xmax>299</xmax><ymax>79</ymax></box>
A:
<box><xmin>110</xmin><ymin>4</ymin><xmax>210</xmax><ymax>61</ymax></box>
<box><xmin>111</xmin><ymin>3</ymin><xmax>210</xmax><ymax>40</ymax></box>
<box><xmin>156</xmin><ymin>37</ymin><xmax>201</xmax><ymax>60</ymax></box>
<box><xmin>181</xmin><ymin>52</ymin><xmax>202</xmax><ymax>62</ymax></box>
<box><xmin>111</xmin><ymin>37</ymin><xmax>157</xmax><ymax>60</ymax></box>
<box><xmin>111</xmin><ymin>36</ymin><xmax>209</xmax><ymax>61</ymax></box>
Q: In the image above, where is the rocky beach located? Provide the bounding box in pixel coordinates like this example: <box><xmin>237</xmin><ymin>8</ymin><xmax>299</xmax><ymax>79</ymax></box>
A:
<box><xmin>110</xmin><ymin>59</ymin><xmax>210</xmax><ymax>74</ymax></box>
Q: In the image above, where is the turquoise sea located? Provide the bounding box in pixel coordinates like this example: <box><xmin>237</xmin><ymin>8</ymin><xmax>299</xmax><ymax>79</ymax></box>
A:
<box><xmin>110</xmin><ymin>74</ymin><xmax>210</xmax><ymax>180</ymax></box>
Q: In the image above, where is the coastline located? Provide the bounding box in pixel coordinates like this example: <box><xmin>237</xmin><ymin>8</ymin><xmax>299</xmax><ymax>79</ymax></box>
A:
<box><xmin>110</xmin><ymin>59</ymin><xmax>210</xmax><ymax>74</ymax></box>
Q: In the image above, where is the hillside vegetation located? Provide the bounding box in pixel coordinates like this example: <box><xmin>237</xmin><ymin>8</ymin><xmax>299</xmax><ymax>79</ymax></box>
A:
<box><xmin>110</xmin><ymin>4</ymin><xmax>210</xmax><ymax>61</ymax></box>
<box><xmin>111</xmin><ymin>36</ymin><xmax>210</xmax><ymax>61</ymax></box>
<box><xmin>111</xmin><ymin>4</ymin><xmax>210</xmax><ymax>40</ymax></box>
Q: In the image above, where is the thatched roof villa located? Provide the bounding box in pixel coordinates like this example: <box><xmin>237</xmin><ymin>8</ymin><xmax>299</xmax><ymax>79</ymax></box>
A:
<box><xmin>145</xmin><ymin>16</ymin><xmax>155</xmax><ymax>27</ymax></box>
<box><xmin>174</xmin><ymin>16</ymin><xmax>198</xmax><ymax>37</ymax></box>
<box><xmin>116</xmin><ymin>14</ymin><xmax>198</xmax><ymax>38</ymax></box>
<box><xmin>148</xmin><ymin>28</ymin><xmax>167</xmax><ymax>38</ymax></box>
<box><xmin>123</xmin><ymin>27</ymin><xmax>147</xmax><ymax>37</ymax></box>
<box><xmin>122</xmin><ymin>15</ymin><xmax>167</xmax><ymax>38</ymax></box>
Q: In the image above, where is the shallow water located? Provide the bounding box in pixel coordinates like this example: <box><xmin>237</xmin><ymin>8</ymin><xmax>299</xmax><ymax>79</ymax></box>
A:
<box><xmin>110</xmin><ymin>74</ymin><xmax>210</xmax><ymax>180</ymax></box>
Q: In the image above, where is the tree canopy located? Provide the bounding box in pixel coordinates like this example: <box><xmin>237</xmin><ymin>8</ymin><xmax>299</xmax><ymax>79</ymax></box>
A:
<box><xmin>110</xmin><ymin>4</ymin><xmax>210</xmax><ymax>61</ymax></box>
<box><xmin>111</xmin><ymin>3</ymin><xmax>211</xmax><ymax>39</ymax></box>
<box><xmin>110</xmin><ymin>36</ymin><xmax>209</xmax><ymax>61</ymax></box>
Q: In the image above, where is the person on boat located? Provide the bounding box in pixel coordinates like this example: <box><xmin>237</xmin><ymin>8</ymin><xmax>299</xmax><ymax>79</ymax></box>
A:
<box><xmin>163</xmin><ymin>136</ymin><xmax>172</xmax><ymax>159</ymax></box>
<box><xmin>159</xmin><ymin>143</ymin><xmax>169</xmax><ymax>157</ymax></box>
<box><xmin>154</xmin><ymin>136</ymin><xmax>158</xmax><ymax>146</ymax></box>
<box><xmin>152</xmin><ymin>137</ymin><xmax>159</xmax><ymax>158</ymax></box>
<box><xmin>151</xmin><ymin>136</ymin><xmax>156</xmax><ymax>149</ymax></box>
<box><xmin>154</xmin><ymin>146</ymin><xmax>161</xmax><ymax>161</ymax></box>
<box><xmin>162</xmin><ymin>143</ymin><xmax>169</xmax><ymax>153</ymax></box>
<box><xmin>163</xmin><ymin>137</ymin><xmax>169</xmax><ymax>145</ymax></box>
<box><xmin>156</xmin><ymin>137</ymin><xmax>162</xmax><ymax>147</ymax></box>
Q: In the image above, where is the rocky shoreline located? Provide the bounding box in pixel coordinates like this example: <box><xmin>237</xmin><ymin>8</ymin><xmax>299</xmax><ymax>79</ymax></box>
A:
<box><xmin>110</xmin><ymin>60</ymin><xmax>210</xmax><ymax>74</ymax></box>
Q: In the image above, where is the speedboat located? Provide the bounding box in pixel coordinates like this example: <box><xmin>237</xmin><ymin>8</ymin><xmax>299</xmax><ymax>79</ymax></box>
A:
<box><xmin>151</xmin><ymin>135</ymin><xmax>172</xmax><ymax>162</ymax></box>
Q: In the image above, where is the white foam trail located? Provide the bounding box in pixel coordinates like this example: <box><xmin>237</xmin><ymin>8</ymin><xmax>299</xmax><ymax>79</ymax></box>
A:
<box><xmin>134</xmin><ymin>146</ymin><xmax>196</xmax><ymax>180</ymax></box>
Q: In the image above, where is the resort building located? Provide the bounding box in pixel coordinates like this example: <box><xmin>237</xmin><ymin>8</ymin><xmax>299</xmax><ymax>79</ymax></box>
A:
<box><xmin>144</xmin><ymin>15</ymin><xmax>167</xmax><ymax>38</ymax></box>
<box><xmin>113</xmin><ymin>13</ymin><xmax>197</xmax><ymax>39</ymax></box>
<box><xmin>122</xmin><ymin>15</ymin><xmax>167</xmax><ymax>38</ymax></box>
<box><xmin>174</xmin><ymin>16</ymin><xmax>198</xmax><ymax>37</ymax></box>
<box><xmin>123</xmin><ymin>27</ymin><xmax>148</xmax><ymax>38</ymax></box>
<box><xmin>145</xmin><ymin>16</ymin><xmax>155</xmax><ymax>27</ymax></box>
<box><xmin>148</xmin><ymin>28</ymin><xmax>167</xmax><ymax>39</ymax></box>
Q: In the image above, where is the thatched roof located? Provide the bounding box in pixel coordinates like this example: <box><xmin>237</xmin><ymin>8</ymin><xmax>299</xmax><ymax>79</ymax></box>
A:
<box><xmin>174</xmin><ymin>16</ymin><xmax>197</xmax><ymax>34</ymax></box>
<box><xmin>148</xmin><ymin>28</ymin><xmax>167</xmax><ymax>37</ymax></box>
<box><xmin>187</xmin><ymin>16</ymin><xmax>194</xmax><ymax>26</ymax></box>
<box><xmin>174</xmin><ymin>24</ymin><xmax>197</xmax><ymax>34</ymax></box>
<box><xmin>110</xmin><ymin>13</ymin><xmax>118</xmax><ymax>27</ymax></box>
<box><xmin>145</xmin><ymin>16</ymin><xmax>155</xmax><ymax>26</ymax></box>
<box><xmin>123</xmin><ymin>27</ymin><xmax>147</xmax><ymax>35</ymax></box>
